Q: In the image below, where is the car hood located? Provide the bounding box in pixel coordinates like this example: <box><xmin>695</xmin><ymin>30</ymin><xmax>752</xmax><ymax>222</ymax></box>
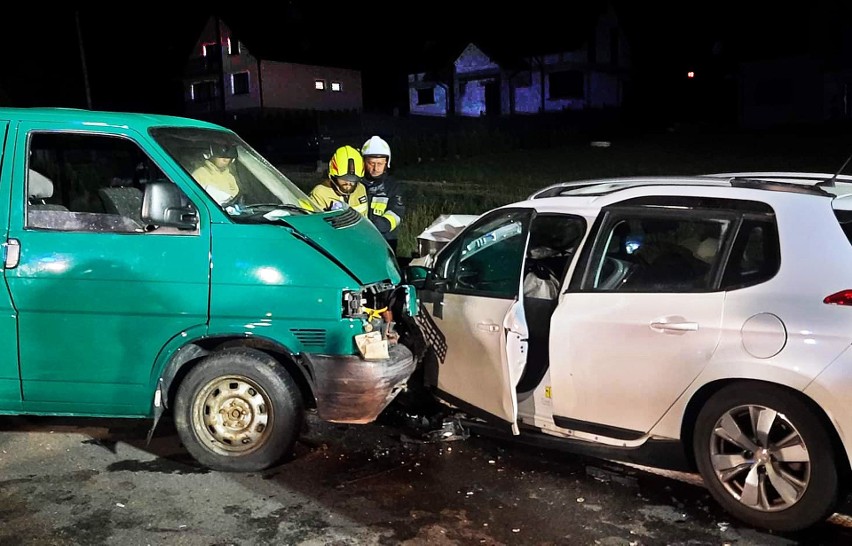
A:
<box><xmin>281</xmin><ymin>210</ymin><xmax>400</xmax><ymax>285</ymax></box>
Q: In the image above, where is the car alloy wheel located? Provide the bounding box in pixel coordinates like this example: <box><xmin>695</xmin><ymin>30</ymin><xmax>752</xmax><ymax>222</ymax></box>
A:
<box><xmin>694</xmin><ymin>382</ymin><xmax>839</xmax><ymax>532</ymax></box>
<box><xmin>708</xmin><ymin>403</ymin><xmax>809</xmax><ymax>511</ymax></box>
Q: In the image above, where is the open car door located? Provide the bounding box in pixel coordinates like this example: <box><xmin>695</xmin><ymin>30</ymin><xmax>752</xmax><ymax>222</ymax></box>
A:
<box><xmin>416</xmin><ymin>209</ymin><xmax>533</xmax><ymax>433</ymax></box>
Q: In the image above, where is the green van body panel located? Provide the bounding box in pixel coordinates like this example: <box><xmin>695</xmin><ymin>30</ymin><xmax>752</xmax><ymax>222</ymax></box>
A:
<box><xmin>0</xmin><ymin>119</ymin><xmax>20</xmax><ymax>409</ymax></box>
<box><xmin>0</xmin><ymin>107</ymin><xmax>416</xmax><ymax>422</ymax></box>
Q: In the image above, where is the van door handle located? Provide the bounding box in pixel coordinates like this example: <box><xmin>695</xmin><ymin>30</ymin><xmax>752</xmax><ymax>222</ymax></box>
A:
<box><xmin>4</xmin><ymin>239</ymin><xmax>20</xmax><ymax>269</ymax></box>
<box><xmin>476</xmin><ymin>322</ymin><xmax>500</xmax><ymax>333</ymax></box>
<box><xmin>650</xmin><ymin>321</ymin><xmax>698</xmax><ymax>334</ymax></box>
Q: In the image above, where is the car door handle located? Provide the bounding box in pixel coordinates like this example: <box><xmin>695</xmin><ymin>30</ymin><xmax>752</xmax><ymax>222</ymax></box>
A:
<box><xmin>650</xmin><ymin>321</ymin><xmax>699</xmax><ymax>333</ymax></box>
<box><xmin>476</xmin><ymin>322</ymin><xmax>501</xmax><ymax>332</ymax></box>
<box><xmin>4</xmin><ymin>238</ymin><xmax>20</xmax><ymax>269</ymax></box>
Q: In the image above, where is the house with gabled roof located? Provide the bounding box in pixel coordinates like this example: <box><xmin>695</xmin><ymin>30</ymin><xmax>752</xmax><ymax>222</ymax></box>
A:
<box><xmin>407</xmin><ymin>3</ymin><xmax>630</xmax><ymax>117</ymax></box>
<box><xmin>183</xmin><ymin>15</ymin><xmax>363</xmax><ymax>118</ymax></box>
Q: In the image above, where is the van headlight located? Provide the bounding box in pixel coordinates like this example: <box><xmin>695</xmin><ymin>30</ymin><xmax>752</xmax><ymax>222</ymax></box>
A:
<box><xmin>342</xmin><ymin>290</ymin><xmax>365</xmax><ymax>318</ymax></box>
<box><xmin>342</xmin><ymin>282</ymin><xmax>398</xmax><ymax>319</ymax></box>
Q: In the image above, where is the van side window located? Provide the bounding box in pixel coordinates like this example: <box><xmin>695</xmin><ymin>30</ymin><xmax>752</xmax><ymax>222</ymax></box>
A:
<box><xmin>26</xmin><ymin>132</ymin><xmax>193</xmax><ymax>234</ymax></box>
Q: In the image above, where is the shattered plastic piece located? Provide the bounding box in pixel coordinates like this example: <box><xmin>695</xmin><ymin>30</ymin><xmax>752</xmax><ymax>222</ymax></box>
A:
<box><xmin>420</xmin><ymin>416</ymin><xmax>469</xmax><ymax>443</ymax></box>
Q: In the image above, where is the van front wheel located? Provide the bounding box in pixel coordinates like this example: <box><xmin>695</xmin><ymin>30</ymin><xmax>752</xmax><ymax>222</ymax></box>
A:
<box><xmin>174</xmin><ymin>347</ymin><xmax>303</xmax><ymax>472</ymax></box>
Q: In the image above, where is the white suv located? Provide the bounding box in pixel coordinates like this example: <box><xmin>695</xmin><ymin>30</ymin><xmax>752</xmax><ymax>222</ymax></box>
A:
<box><xmin>409</xmin><ymin>171</ymin><xmax>852</xmax><ymax>532</ymax></box>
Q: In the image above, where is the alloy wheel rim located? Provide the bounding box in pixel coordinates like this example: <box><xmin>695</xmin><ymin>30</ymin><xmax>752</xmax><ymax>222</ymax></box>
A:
<box><xmin>708</xmin><ymin>403</ymin><xmax>810</xmax><ymax>512</ymax></box>
<box><xmin>192</xmin><ymin>375</ymin><xmax>272</xmax><ymax>456</ymax></box>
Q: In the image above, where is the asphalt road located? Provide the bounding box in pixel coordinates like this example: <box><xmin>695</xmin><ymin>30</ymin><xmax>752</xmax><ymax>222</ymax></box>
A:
<box><xmin>2</xmin><ymin>406</ymin><xmax>852</xmax><ymax>546</ymax></box>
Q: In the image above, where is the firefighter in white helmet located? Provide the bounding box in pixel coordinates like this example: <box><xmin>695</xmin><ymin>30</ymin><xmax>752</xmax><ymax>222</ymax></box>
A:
<box><xmin>309</xmin><ymin>145</ymin><xmax>369</xmax><ymax>216</ymax></box>
<box><xmin>361</xmin><ymin>135</ymin><xmax>405</xmax><ymax>254</ymax></box>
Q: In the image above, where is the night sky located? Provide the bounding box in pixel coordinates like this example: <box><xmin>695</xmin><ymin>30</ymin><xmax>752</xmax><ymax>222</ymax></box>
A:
<box><xmin>1</xmin><ymin>2</ymin><xmax>848</xmax><ymax>116</ymax></box>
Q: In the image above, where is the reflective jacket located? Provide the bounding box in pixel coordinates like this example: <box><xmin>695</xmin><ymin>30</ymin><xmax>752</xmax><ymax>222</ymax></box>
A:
<box><xmin>191</xmin><ymin>161</ymin><xmax>239</xmax><ymax>205</ymax></box>
<box><xmin>309</xmin><ymin>181</ymin><xmax>369</xmax><ymax>216</ymax></box>
<box><xmin>363</xmin><ymin>174</ymin><xmax>405</xmax><ymax>242</ymax></box>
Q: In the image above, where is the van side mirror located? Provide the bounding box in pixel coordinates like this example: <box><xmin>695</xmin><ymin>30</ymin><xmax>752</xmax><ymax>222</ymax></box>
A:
<box><xmin>142</xmin><ymin>181</ymin><xmax>198</xmax><ymax>229</ymax></box>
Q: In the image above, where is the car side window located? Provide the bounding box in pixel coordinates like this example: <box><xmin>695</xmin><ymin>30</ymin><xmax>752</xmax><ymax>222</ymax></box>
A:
<box><xmin>720</xmin><ymin>218</ymin><xmax>779</xmax><ymax>290</ymax></box>
<box><xmin>431</xmin><ymin>210</ymin><xmax>531</xmax><ymax>298</ymax></box>
<box><xmin>523</xmin><ymin>214</ymin><xmax>586</xmax><ymax>299</ymax></box>
<box><xmin>583</xmin><ymin>213</ymin><xmax>731</xmax><ymax>292</ymax></box>
<box><xmin>26</xmin><ymin>132</ymin><xmax>194</xmax><ymax>234</ymax></box>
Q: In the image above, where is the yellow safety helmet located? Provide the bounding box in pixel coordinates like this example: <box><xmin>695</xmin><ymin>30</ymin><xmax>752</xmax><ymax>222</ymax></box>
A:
<box><xmin>328</xmin><ymin>145</ymin><xmax>364</xmax><ymax>195</ymax></box>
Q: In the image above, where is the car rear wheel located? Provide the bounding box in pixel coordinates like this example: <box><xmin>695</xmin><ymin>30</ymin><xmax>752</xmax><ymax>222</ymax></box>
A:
<box><xmin>174</xmin><ymin>347</ymin><xmax>303</xmax><ymax>472</ymax></box>
<box><xmin>693</xmin><ymin>382</ymin><xmax>839</xmax><ymax>532</ymax></box>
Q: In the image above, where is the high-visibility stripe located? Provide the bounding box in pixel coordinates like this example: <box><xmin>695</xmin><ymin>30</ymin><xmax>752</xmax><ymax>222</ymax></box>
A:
<box><xmin>353</xmin><ymin>202</ymin><xmax>369</xmax><ymax>216</ymax></box>
<box><xmin>384</xmin><ymin>210</ymin><xmax>401</xmax><ymax>230</ymax></box>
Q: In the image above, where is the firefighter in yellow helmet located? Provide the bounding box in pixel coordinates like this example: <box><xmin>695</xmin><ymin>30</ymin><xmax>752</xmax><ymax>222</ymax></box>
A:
<box><xmin>309</xmin><ymin>145</ymin><xmax>369</xmax><ymax>216</ymax></box>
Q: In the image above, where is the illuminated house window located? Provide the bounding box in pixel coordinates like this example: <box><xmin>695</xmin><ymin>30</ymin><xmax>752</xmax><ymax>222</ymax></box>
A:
<box><xmin>315</xmin><ymin>80</ymin><xmax>326</xmax><ymax>91</ymax></box>
<box><xmin>227</xmin><ymin>38</ymin><xmax>241</xmax><ymax>55</ymax></box>
<box><xmin>191</xmin><ymin>81</ymin><xmax>216</xmax><ymax>103</ymax></box>
<box><xmin>231</xmin><ymin>72</ymin><xmax>249</xmax><ymax>95</ymax></box>
<box><xmin>417</xmin><ymin>87</ymin><xmax>435</xmax><ymax>105</ymax></box>
<box><xmin>549</xmin><ymin>70</ymin><xmax>584</xmax><ymax>99</ymax></box>
<box><xmin>331</xmin><ymin>81</ymin><xmax>342</xmax><ymax>92</ymax></box>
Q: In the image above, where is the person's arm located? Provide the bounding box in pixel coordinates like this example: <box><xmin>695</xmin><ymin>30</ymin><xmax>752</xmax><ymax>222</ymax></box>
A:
<box><xmin>371</xmin><ymin>178</ymin><xmax>405</xmax><ymax>234</ymax></box>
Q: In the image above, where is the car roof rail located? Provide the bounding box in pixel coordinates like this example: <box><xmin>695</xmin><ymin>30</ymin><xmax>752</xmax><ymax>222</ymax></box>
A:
<box><xmin>706</xmin><ymin>172</ymin><xmax>852</xmax><ymax>196</ymax></box>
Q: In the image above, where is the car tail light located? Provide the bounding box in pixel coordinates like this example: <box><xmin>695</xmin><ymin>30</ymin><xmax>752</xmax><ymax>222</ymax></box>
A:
<box><xmin>824</xmin><ymin>290</ymin><xmax>852</xmax><ymax>305</ymax></box>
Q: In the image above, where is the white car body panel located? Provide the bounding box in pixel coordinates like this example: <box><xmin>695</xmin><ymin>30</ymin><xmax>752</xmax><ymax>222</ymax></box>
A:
<box><xmin>550</xmin><ymin>292</ymin><xmax>724</xmax><ymax>433</ymax></box>
<box><xmin>427</xmin><ymin>294</ymin><xmax>526</xmax><ymax>429</ymax></box>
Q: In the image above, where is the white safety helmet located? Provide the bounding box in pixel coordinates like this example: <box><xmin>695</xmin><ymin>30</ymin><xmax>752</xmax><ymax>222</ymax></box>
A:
<box><xmin>361</xmin><ymin>135</ymin><xmax>391</xmax><ymax>168</ymax></box>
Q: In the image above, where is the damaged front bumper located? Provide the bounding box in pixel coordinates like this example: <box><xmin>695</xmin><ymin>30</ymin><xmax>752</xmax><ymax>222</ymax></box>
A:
<box><xmin>302</xmin><ymin>343</ymin><xmax>415</xmax><ymax>424</ymax></box>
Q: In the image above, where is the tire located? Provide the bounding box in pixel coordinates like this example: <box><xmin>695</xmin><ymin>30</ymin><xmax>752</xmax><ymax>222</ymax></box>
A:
<box><xmin>174</xmin><ymin>347</ymin><xmax>303</xmax><ymax>472</ymax></box>
<box><xmin>693</xmin><ymin>382</ymin><xmax>839</xmax><ymax>532</ymax></box>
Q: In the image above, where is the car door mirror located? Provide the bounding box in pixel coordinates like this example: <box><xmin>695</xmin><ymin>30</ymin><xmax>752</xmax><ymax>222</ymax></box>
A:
<box><xmin>142</xmin><ymin>181</ymin><xmax>198</xmax><ymax>230</ymax></box>
<box><xmin>404</xmin><ymin>265</ymin><xmax>429</xmax><ymax>287</ymax></box>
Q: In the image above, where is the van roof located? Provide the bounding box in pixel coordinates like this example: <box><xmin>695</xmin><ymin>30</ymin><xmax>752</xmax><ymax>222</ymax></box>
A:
<box><xmin>0</xmin><ymin>107</ymin><xmax>227</xmax><ymax>132</ymax></box>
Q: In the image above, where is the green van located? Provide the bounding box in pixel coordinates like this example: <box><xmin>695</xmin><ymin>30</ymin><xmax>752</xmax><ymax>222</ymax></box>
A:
<box><xmin>0</xmin><ymin>107</ymin><xmax>417</xmax><ymax>471</ymax></box>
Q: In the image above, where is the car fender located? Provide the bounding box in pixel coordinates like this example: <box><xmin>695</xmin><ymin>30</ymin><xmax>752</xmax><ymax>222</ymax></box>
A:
<box><xmin>650</xmin><ymin>356</ymin><xmax>821</xmax><ymax>440</ymax></box>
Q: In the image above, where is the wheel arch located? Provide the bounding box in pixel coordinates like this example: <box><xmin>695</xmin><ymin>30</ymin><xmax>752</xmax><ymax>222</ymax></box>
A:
<box><xmin>159</xmin><ymin>335</ymin><xmax>316</xmax><ymax>413</ymax></box>
<box><xmin>680</xmin><ymin>378</ymin><xmax>852</xmax><ymax>487</ymax></box>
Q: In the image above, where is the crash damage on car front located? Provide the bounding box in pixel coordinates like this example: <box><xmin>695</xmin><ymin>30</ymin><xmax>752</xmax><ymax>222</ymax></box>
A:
<box><xmin>302</xmin><ymin>281</ymin><xmax>418</xmax><ymax>424</ymax></box>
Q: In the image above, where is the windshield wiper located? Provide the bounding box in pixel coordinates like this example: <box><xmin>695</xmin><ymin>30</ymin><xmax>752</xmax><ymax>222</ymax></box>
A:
<box><xmin>236</xmin><ymin>203</ymin><xmax>311</xmax><ymax>216</ymax></box>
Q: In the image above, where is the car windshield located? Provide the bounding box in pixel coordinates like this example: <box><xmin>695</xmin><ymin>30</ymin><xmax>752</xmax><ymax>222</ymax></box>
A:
<box><xmin>151</xmin><ymin>127</ymin><xmax>322</xmax><ymax>221</ymax></box>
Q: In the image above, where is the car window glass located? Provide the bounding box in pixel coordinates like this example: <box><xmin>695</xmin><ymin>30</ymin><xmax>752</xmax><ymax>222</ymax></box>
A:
<box><xmin>523</xmin><ymin>215</ymin><xmax>586</xmax><ymax>299</ymax></box>
<box><xmin>26</xmin><ymin>132</ymin><xmax>195</xmax><ymax>234</ymax></box>
<box><xmin>721</xmin><ymin>218</ymin><xmax>779</xmax><ymax>290</ymax></box>
<box><xmin>433</xmin><ymin>210</ymin><xmax>529</xmax><ymax>297</ymax></box>
<box><xmin>585</xmin><ymin>214</ymin><xmax>730</xmax><ymax>292</ymax></box>
<box><xmin>150</xmin><ymin>127</ymin><xmax>319</xmax><ymax>216</ymax></box>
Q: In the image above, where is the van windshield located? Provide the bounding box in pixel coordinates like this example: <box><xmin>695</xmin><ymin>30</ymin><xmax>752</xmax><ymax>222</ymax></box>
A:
<box><xmin>151</xmin><ymin>127</ymin><xmax>322</xmax><ymax>219</ymax></box>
